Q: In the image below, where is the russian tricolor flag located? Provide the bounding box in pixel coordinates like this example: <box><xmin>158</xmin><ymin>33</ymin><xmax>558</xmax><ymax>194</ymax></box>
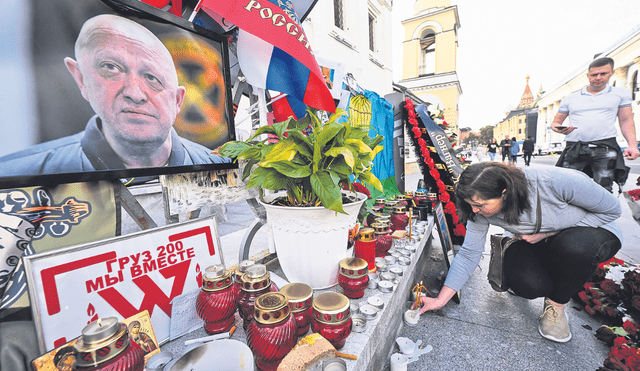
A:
<box><xmin>198</xmin><ymin>0</ymin><xmax>335</xmax><ymax>113</ymax></box>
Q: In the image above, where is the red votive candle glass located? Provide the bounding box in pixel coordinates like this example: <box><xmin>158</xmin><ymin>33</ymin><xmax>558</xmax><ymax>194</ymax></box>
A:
<box><xmin>354</xmin><ymin>227</ymin><xmax>376</xmax><ymax>272</ymax></box>
<box><xmin>74</xmin><ymin>317</ymin><xmax>145</xmax><ymax>371</ymax></box>
<box><xmin>311</xmin><ymin>292</ymin><xmax>352</xmax><ymax>350</ymax></box>
<box><xmin>246</xmin><ymin>292</ymin><xmax>298</xmax><ymax>371</ymax></box>
<box><xmin>196</xmin><ymin>265</ymin><xmax>238</xmax><ymax>334</ymax></box>
<box><xmin>338</xmin><ymin>258</ymin><xmax>369</xmax><ymax>299</ymax></box>
<box><xmin>372</xmin><ymin>223</ymin><xmax>393</xmax><ymax>257</ymax></box>
<box><xmin>391</xmin><ymin>206</ymin><xmax>409</xmax><ymax>231</ymax></box>
<box><xmin>238</xmin><ymin>264</ymin><xmax>275</xmax><ymax>330</ymax></box>
<box><xmin>279</xmin><ymin>282</ymin><xmax>314</xmax><ymax>336</ymax></box>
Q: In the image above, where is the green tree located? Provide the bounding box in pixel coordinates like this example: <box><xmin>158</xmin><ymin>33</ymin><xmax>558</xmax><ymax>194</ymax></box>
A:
<box><xmin>478</xmin><ymin>125</ymin><xmax>495</xmax><ymax>145</ymax></box>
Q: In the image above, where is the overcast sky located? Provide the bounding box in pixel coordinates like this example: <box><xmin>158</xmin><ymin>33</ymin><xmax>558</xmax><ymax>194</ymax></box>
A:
<box><xmin>392</xmin><ymin>0</ymin><xmax>640</xmax><ymax>131</ymax></box>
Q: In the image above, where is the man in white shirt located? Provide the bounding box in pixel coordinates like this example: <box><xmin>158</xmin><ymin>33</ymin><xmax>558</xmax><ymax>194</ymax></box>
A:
<box><xmin>551</xmin><ymin>57</ymin><xmax>638</xmax><ymax>192</ymax></box>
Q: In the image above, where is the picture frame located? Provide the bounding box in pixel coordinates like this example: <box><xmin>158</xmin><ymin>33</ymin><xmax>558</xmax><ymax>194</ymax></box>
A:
<box><xmin>23</xmin><ymin>216</ymin><xmax>224</xmax><ymax>353</ymax></box>
<box><xmin>0</xmin><ymin>0</ymin><xmax>237</xmax><ymax>189</ymax></box>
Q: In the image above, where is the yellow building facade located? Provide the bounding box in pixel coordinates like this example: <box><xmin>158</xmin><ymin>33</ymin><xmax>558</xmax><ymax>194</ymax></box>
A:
<box><xmin>493</xmin><ymin>77</ymin><xmax>538</xmax><ymax>141</ymax></box>
<box><xmin>399</xmin><ymin>0</ymin><xmax>461</xmax><ymax>134</ymax></box>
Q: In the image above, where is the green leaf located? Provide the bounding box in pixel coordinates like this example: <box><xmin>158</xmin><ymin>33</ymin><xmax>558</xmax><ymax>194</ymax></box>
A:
<box><xmin>260</xmin><ymin>141</ymin><xmax>297</xmax><ymax>166</ymax></box>
<box><xmin>270</xmin><ymin>161</ymin><xmax>312</xmax><ymax>178</ymax></box>
<box><xmin>247</xmin><ymin>167</ymin><xmax>288</xmax><ymax>190</ymax></box>
<box><xmin>324</xmin><ymin>146</ymin><xmax>355</xmax><ymax>168</ymax></box>
<box><xmin>345</xmin><ymin>138</ymin><xmax>372</xmax><ymax>155</ymax></box>
<box><xmin>313</xmin><ymin>123</ymin><xmax>344</xmax><ymax>172</ymax></box>
<box><xmin>286</xmin><ymin>131</ymin><xmax>313</xmax><ymax>158</ymax></box>
<box><xmin>358</xmin><ymin>171</ymin><xmax>383</xmax><ymax>191</ymax></box>
<box><xmin>328</xmin><ymin>156</ymin><xmax>352</xmax><ymax>175</ymax></box>
<box><xmin>273</xmin><ymin>120</ymin><xmax>289</xmax><ymax>140</ymax></box>
<box><xmin>242</xmin><ymin>158</ymin><xmax>259</xmax><ymax>180</ymax></box>
<box><xmin>219</xmin><ymin>141</ymin><xmax>251</xmax><ymax>159</ymax></box>
<box><xmin>311</xmin><ymin>170</ymin><xmax>345</xmax><ymax>214</ymax></box>
<box><xmin>248</xmin><ymin>125</ymin><xmax>278</xmax><ymax>140</ymax></box>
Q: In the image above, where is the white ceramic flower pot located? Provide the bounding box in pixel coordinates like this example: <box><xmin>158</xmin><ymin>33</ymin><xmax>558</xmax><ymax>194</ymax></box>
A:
<box><xmin>260</xmin><ymin>192</ymin><xmax>366</xmax><ymax>289</ymax></box>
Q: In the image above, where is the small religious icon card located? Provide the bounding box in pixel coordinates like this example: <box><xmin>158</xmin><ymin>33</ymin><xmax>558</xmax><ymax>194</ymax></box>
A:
<box><xmin>31</xmin><ymin>337</ymin><xmax>80</xmax><ymax>371</ymax></box>
<box><xmin>122</xmin><ymin>310</ymin><xmax>161</xmax><ymax>363</ymax></box>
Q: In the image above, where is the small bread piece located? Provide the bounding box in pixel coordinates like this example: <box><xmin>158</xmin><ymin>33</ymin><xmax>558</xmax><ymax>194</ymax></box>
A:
<box><xmin>391</xmin><ymin>230</ymin><xmax>407</xmax><ymax>239</ymax></box>
<box><xmin>277</xmin><ymin>334</ymin><xmax>336</xmax><ymax>371</ymax></box>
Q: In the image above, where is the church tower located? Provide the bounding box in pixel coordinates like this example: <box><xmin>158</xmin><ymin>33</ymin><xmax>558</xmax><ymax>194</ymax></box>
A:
<box><xmin>517</xmin><ymin>76</ymin><xmax>534</xmax><ymax>108</ymax></box>
<box><xmin>399</xmin><ymin>0</ymin><xmax>461</xmax><ymax>134</ymax></box>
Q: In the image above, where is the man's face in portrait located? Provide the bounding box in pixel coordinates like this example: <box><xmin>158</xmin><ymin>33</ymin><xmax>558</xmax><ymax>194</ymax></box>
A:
<box><xmin>587</xmin><ymin>64</ymin><xmax>613</xmax><ymax>93</ymax></box>
<box><xmin>66</xmin><ymin>15</ymin><xmax>186</xmax><ymax>149</ymax></box>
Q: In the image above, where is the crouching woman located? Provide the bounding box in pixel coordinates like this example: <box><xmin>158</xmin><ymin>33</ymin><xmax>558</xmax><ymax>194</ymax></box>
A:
<box><xmin>417</xmin><ymin>162</ymin><xmax>622</xmax><ymax>343</ymax></box>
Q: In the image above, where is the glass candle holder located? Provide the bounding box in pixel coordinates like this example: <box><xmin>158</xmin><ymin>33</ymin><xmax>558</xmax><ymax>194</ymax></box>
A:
<box><xmin>238</xmin><ymin>264</ymin><xmax>274</xmax><ymax>330</ymax></box>
<box><xmin>391</xmin><ymin>206</ymin><xmax>409</xmax><ymax>231</ymax></box>
<box><xmin>279</xmin><ymin>282</ymin><xmax>314</xmax><ymax>336</ymax></box>
<box><xmin>311</xmin><ymin>292</ymin><xmax>352</xmax><ymax>350</ymax></box>
<box><xmin>374</xmin><ymin>197</ymin><xmax>386</xmax><ymax>208</ymax></box>
<box><xmin>74</xmin><ymin>317</ymin><xmax>145</xmax><ymax>371</ymax></box>
<box><xmin>413</xmin><ymin>191</ymin><xmax>427</xmax><ymax>206</ymax></box>
<box><xmin>365</xmin><ymin>206</ymin><xmax>383</xmax><ymax>227</ymax></box>
<box><xmin>233</xmin><ymin>260</ymin><xmax>255</xmax><ymax>294</ymax></box>
<box><xmin>338</xmin><ymin>258</ymin><xmax>369</xmax><ymax>299</ymax></box>
<box><xmin>384</xmin><ymin>200</ymin><xmax>399</xmax><ymax>214</ymax></box>
<box><xmin>196</xmin><ymin>265</ymin><xmax>238</xmax><ymax>334</ymax></box>
<box><xmin>395</xmin><ymin>195</ymin><xmax>408</xmax><ymax>208</ymax></box>
<box><xmin>246</xmin><ymin>292</ymin><xmax>298</xmax><ymax>371</ymax></box>
<box><xmin>354</xmin><ymin>227</ymin><xmax>376</xmax><ymax>272</ymax></box>
<box><xmin>372</xmin><ymin>223</ymin><xmax>392</xmax><ymax>258</ymax></box>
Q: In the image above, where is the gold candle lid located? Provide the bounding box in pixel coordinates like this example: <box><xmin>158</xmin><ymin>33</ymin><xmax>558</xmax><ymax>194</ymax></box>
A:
<box><xmin>394</xmin><ymin>206</ymin><xmax>407</xmax><ymax>214</ymax></box>
<box><xmin>376</xmin><ymin>212</ymin><xmax>390</xmax><ymax>220</ymax></box>
<box><xmin>358</xmin><ymin>227</ymin><xmax>375</xmax><ymax>242</ymax></box>
<box><xmin>313</xmin><ymin>292</ymin><xmax>351</xmax><ymax>325</ymax></box>
<box><xmin>414</xmin><ymin>191</ymin><xmax>426</xmax><ymax>197</ymax></box>
<box><xmin>404</xmin><ymin>191</ymin><xmax>414</xmax><ymax>197</ymax></box>
<box><xmin>396</xmin><ymin>195</ymin><xmax>406</xmax><ymax>201</ymax></box>
<box><xmin>371</xmin><ymin>206</ymin><xmax>383</xmax><ymax>213</ymax></box>
<box><xmin>371</xmin><ymin>223</ymin><xmax>389</xmax><ymax>234</ymax></box>
<box><xmin>375</xmin><ymin>197</ymin><xmax>386</xmax><ymax>204</ymax></box>
<box><xmin>427</xmin><ymin>192</ymin><xmax>438</xmax><ymax>201</ymax></box>
<box><xmin>339</xmin><ymin>258</ymin><xmax>368</xmax><ymax>278</ymax></box>
<box><xmin>203</xmin><ymin>265</ymin><xmax>232</xmax><ymax>292</ymax></box>
<box><xmin>254</xmin><ymin>292</ymin><xmax>291</xmax><ymax>325</ymax></box>
<box><xmin>385</xmin><ymin>200</ymin><xmax>398</xmax><ymax>208</ymax></box>
<box><xmin>240</xmin><ymin>264</ymin><xmax>271</xmax><ymax>292</ymax></box>
<box><xmin>75</xmin><ymin>318</ymin><xmax>129</xmax><ymax>367</ymax></box>
<box><xmin>280</xmin><ymin>283</ymin><xmax>313</xmax><ymax>312</ymax></box>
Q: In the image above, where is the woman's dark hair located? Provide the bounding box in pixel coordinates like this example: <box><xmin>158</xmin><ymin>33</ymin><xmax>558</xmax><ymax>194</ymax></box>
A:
<box><xmin>455</xmin><ymin>162</ymin><xmax>531</xmax><ymax>224</ymax></box>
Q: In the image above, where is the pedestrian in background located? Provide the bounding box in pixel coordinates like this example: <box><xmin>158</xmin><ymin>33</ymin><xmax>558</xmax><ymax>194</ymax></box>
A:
<box><xmin>551</xmin><ymin>57</ymin><xmax>638</xmax><ymax>192</ymax></box>
<box><xmin>510</xmin><ymin>137</ymin><xmax>520</xmax><ymax>165</ymax></box>
<box><xmin>523</xmin><ymin>136</ymin><xmax>535</xmax><ymax>166</ymax></box>
<box><xmin>416</xmin><ymin>162</ymin><xmax>622</xmax><ymax>344</ymax></box>
<box><xmin>499</xmin><ymin>135</ymin><xmax>512</xmax><ymax>163</ymax></box>
<box><xmin>486</xmin><ymin>138</ymin><xmax>498</xmax><ymax>161</ymax></box>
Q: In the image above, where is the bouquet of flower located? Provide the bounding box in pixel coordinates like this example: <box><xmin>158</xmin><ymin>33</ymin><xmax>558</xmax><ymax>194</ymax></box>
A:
<box><xmin>577</xmin><ymin>257</ymin><xmax>640</xmax><ymax>370</ymax></box>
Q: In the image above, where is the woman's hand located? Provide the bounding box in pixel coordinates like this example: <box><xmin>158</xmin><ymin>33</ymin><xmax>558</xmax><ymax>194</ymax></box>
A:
<box><xmin>412</xmin><ymin>286</ymin><xmax>457</xmax><ymax>315</ymax></box>
<box><xmin>516</xmin><ymin>231</ymin><xmax>558</xmax><ymax>244</ymax></box>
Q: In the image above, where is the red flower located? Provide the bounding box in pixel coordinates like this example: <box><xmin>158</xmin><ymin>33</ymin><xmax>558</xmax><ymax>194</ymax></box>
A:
<box><xmin>585</xmin><ymin>305</ymin><xmax>596</xmax><ymax>316</ymax></box>
<box><xmin>578</xmin><ymin>291</ymin><xmax>590</xmax><ymax>304</ymax></box>
<box><xmin>444</xmin><ymin>201</ymin><xmax>457</xmax><ymax>214</ymax></box>
<box><xmin>439</xmin><ymin>191</ymin><xmax>450</xmax><ymax>203</ymax></box>
<box><xmin>412</xmin><ymin>127</ymin><xmax>422</xmax><ymax>137</ymax></box>
<box><xmin>601</xmin><ymin>279</ymin><xmax>622</xmax><ymax>297</ymax></box>
<box><xmin>436</xmin><ymin>179</ymin><xmax>446</xmax><ymax>191</ymax></box>
<box><xmin>452</xmin><ymin>214</ymin><xmax>459</xmax><ymax>225</ymax></box>
<box><xmin>429</xmin><ymin>168</ymin><xmax>440</xmax><ymax>180</ymax></box>
<box><xmin>351</xmin><ymin>182</ymin><xmax>371</xmax><ymax>199</ymax></box>
<box><xmin>453</xmin><ymin>224</ymin><xmax>466</xmax><ymax>236</ymax></box>
<box><xmin>632</xmin><ymin>295</ymin><xmax>640</xmax><ymax>311</ymax></box>
<box><xmin>418</xmin><ymin>138</ymin><xmax>427</xmax><ymax>148</ymax></box>
<box><xmin>627</xmin><ymin>353</ymin><xmax>640</xmax><ymax>370</ymax></box>
<box><xmin>623</xmin><ymin>319</ymin><xmax>639</xmax><ymax>336</ymax></box>
<box><xmin>426</xmin><ymin>157</ymin><xmax>435</xmax><ymax>168</ymax></box>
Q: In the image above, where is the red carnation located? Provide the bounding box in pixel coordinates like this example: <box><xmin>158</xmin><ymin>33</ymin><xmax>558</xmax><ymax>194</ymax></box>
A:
<box><xmin>426</xmin><ymin>157</ymin><xmax>435</xmax><ymax>168</ymax></box>
<box><xmin>436</xmin><ymin>179</ymin><xmax>446</xmax><ymax>191</ymax></box>
<box><xmin>452</xmin><ymin>214</ymin><xmax>459</xmax><ymax>225</ymax></box>
<box><xmin>440</xmin><ymin>191</ymin><xmax>450</xmax><ymax>203</ymax></box>
<box><xmin>412</xmin><ymin>127</ymin><xmax>422</xmax><ymax>137</ymax></box>
<box><xmin>352</xmin><ymin>182</ymin><xmax>371</xmax><ymax>199</ymax></box>
<box><xmin>453</xmin><ymin>224</ymin><xmax>466</xmax><ymax>236</ymax></box>
<box><xmin>623</xmin><ymin>319</ymin><xmax>639</xmax><ymax>336</ymax></box>
<box><xmin>418</xmin><ymin>138</ymin><xmax>427</xmax><ymax>148</ymax></box>
<box><xmin>429</xmin><ymin>168</ymin><xmax>440</xmax><ymax>180</ymax></box>
<box><xmin>627</xmin><ymin>353</ymin><xmax>640</xmax><ymax>370</ymax></box>
<box><xmin>632</xmin><ymin>295</ymin><xmax>640</xmax><ymax>311</ymax></box>
<box><xmin>584</xmin><ymin>305</ymin><xmax>596</xmax><ymax>316</ymax></box>
<box><xmin>578</xmin><ymin>291</ymin><xmax>590</xmax><ymax>304</ymax></box>
<box><xmin>600</xmin><ymin>279</ymin><xmax>622</xmax><ymax>297</ymax></box>
<box><xmin>444</xmin><ymin>202</ymin><xmax>457</xmax><ymax>214</ymax></box>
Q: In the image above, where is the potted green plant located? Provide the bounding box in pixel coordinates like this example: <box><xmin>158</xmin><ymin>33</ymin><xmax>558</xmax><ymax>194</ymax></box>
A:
<box><xmin>220</xmin><ymin>108</ymin><xmax>383</xmax><ymax>288</ymax></box>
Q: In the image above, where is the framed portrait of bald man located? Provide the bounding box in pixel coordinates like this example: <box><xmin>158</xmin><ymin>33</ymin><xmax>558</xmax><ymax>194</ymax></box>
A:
<box><xmin>0</xmin><ymin>0</ymin><xmax>237</xmax><ymax>188</ymax></box>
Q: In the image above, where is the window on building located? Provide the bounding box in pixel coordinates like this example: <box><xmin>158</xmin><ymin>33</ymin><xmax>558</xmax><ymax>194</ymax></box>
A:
<box><xmin>368</xmin><ymin>13</ymin><xmax>375</xmax><ymax>52</ymax></box>
<box><xmin>419</xmin><ymin>31</ymin><xmax>436</xmax><ymax>75</ymax></box>
<box><xmin>519</xmin><ymin>129</ymin><xmax>522</xmax><ymax>134</ymax></box>
<box><xmin>633</xmin><ymin>71</ymin><xmax>638</xmax><ymax>101</ymax></box>
<box><xmin>334</xmin><ymin>0</ymin><xmax>344</xmax><ymax>30</ymax></box>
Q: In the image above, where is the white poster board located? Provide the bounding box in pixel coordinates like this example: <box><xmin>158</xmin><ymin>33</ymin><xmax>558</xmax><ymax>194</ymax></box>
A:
<box><xmin>24</xmin><ymin>216</ymin><xmax>224</xmax><ymax>353</ymax></box>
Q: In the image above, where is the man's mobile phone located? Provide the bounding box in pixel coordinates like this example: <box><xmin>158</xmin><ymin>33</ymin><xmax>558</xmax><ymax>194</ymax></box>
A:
<box><xmin>556</xmin><ymin>126</ymin><xmax>571</xmax><ymax>130</ymax></box>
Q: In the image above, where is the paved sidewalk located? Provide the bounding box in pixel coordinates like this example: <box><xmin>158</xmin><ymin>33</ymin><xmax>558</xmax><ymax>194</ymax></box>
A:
<box><xmin>386</xmin><ymin>159</ymin><xmax>640</xmax><ymax>370</ymax></box>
